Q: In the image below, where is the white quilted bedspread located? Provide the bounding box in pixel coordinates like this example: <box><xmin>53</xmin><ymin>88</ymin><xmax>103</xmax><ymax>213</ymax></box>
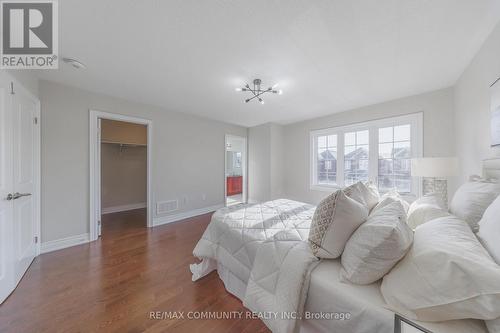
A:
<box><xmin>191</xmin><ymin>199</ymin><xmax>319</xmax><ymax>333</ymax></box>
<box><xmin>192</xmin><ymin>199</ymin><xmax>315</xmax><ymax>283</ymax></box>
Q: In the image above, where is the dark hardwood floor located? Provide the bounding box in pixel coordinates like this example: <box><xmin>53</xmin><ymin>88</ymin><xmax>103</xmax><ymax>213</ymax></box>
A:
<box><xmin>0</xmin><ymin>209</ymin><xmax>269</xmax><ymax>333</ymax></box>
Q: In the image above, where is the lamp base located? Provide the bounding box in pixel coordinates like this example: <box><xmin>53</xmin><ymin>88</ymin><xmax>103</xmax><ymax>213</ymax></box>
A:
<box><xmin>422</xmin><ymin>178</ymin><xmax>448</xmax><ymax>208</ymax></box>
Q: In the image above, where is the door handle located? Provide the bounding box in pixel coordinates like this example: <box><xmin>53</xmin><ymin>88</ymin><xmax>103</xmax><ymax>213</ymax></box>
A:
<box><xmin>6</xmin><ymin>192</ymin><xmax>31</xmax><ymax>200</ymax></box>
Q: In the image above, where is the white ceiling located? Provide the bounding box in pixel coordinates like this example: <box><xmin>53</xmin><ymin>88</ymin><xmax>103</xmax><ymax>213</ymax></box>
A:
<box><xmin>35</xmin><ymin>0</ymin><xmax>500</xmax><ymax>127</ymax></box>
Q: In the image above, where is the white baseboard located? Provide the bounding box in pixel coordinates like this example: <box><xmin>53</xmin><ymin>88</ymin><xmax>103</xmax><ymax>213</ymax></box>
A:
<box><xmin>102</xmin><ymin>202</ymin><xmax>147</xmax><ymax>214</ymax></box>
<box><xmin>41</xmin><ymin>233</ymin><xmax>90</xmax><ymax>254</ymax></box>
<box><xmin>153</xmin><ymin>204</ymin><xmax>223</xmax><ymax>227</ymax></box>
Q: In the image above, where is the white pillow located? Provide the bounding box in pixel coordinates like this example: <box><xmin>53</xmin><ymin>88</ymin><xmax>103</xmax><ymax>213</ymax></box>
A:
<box><xmin>449</xmin><ymin>180</ymin><xmax>500</xmax><ymax>231</ymax></box>
<box><xmin>381</xmin><ymin>216</ymin><xmax>500</xmax><ymax>322</ymax></box>
<box><xmin>309</xmin><ymin>190</ymin><xmax>368</xmax><ymax>259</ymax></box>
<box><xmin>477</xmin><ymin>195</ymin><xmax>500</xmax><ymax>264</ymax></box>
<box><xmin>344</xmin><ymin>181</ymin><xmax>379</xmax><ymax>211</ymax></box>
<box><xmin>407</xmin><ymin>194</ymin><xmax>449</xmax><ymax>230</ymax></box>
<box><xmin>372</xmin><ymin>189</ymin><xmax>410</xmax><ymax>214</ymax></box>
<box><xmin>364</xmin><ymin>181</ymin><xmax>380</xmax><ymax>210</ymax></box>
<box><xmin>486</xmin><ymin>318</ymin><xmax>500</xmax><ymax>333</ymax></box>
<box><xmin>340</xmin><ymin>201</ymin><xmax>413</xmax><ymax>285</ymax></box>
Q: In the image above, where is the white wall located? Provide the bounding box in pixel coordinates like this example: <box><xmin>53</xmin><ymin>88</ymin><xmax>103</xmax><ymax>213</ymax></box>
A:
<box><xmin>454</xmin><ymin>22</ymin><xmax>500</xmax><ymax>182</ymax></box>
<box><xmin>248</xmin><ymin>124</ymin><xmax>271</xmax><ymax>202</ymax></box>
<box><xmin>270</xmin><ymin>124</ymin><xmax>285</xmax><ymax>199</ymax></box>
<box><xmin>282</xmin><ymin>88</ymin><xmax>455</xmax><ymax>205</ymax></box>
<box><xmin>101</xmin><ymin>144</ymin><xmax>147</xmax><ymax>210</ymax></box>
<box><xmin>248</xmin><ymin>123</ymin><xmax>286</xmax><ymax>202</ymax></box>
<box><xmin>40</xmin><ymin>80</ymin><xmax>247</xmax><ymax>242</ymax></box>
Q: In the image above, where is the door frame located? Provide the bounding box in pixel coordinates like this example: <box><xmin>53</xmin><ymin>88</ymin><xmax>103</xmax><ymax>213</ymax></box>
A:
<box><xmin>224</xmin><ymin>134</ymin><xmax>247</xmax><ymax>206</ymax></box>
<box><xmin>89</xmin><ymin>110</ymin><xmax>152</xmax><ymax>241</ymax></box>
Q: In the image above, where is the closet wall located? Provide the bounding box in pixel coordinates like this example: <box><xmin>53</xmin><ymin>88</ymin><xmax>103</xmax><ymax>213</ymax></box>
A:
<box><xmin>101</xmin><ymin>119</ymin><xmax>147</xmax><ymax>212</ymax></box>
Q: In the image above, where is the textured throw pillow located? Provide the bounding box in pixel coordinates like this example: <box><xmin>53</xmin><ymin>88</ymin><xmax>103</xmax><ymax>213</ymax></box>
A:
<box><xmin>363</xmin><ymin>181</ymin><xmax>380</xmax><ymax>210</ymax></box>
<box><xmin>372</xmin><ymin>189</ymin><xmax>410</xmax><ymax>214</ymax></box>
<box><xmin>449</xmin><ymin>180</ymin><xmax>500</xmax><ymax>231</ymax></box>
<box><xmin>477</xmin><ymin>195</ymin><xmax>500</xmax><ymax>264</ymax></box>
<box><xmin>407</xmin><ymin>194</ymin><xmax>449</xmax><ymax>230</ymax></box>
<box><xmin>340</xmin><ymin>201</ymin><xmax>413</xmax><ymax>285</ymax></box>
<box><xmin>309</xmin><ymin>190</ymin><xmax>368</xmax><ymax>259</ymax></box>
<box><xmin>344</xmin><ymin>181</ymin><xmax>380</xmax><ymax>211</ymax></box>
<box><xmin>381</xmin><ymin>216</ymin><xmax>500</xmax><ymax>322</ymax></box>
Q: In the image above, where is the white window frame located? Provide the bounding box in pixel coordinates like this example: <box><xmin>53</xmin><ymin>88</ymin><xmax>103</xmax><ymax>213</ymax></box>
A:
<box><xmin>310</xmin><ymin>112</ymin><xmax>423</xmax><ymax>198</ymax></box>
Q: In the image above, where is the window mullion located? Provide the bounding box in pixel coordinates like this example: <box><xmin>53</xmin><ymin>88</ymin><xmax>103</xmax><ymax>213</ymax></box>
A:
<box><xmin>337</xmin><ymin>132</ymin><xmax>345</xmax><ymax>187</ymax></box>
<box><xmin>369</xmin><ymin>126</ymin><xmax>378</xmax><ymax>184</ymax></box>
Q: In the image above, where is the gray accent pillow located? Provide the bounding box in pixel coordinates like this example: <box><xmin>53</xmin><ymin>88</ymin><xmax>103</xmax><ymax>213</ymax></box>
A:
<box><xmin>309</xmin><ymin>190</ymin><xmax>368</xmax><ymax>259</ymax></box>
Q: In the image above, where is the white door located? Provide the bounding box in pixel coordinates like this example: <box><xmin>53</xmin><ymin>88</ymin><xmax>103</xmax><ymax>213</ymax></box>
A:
<box><xmin>0</xmin><ymin>75</ymin><xmax>40</xmax><ymax>304</ymax></box>
<box><xmin>0</xmin><ymin>77</ymin><xmax>15</xmax><ymax>302</ymax></box>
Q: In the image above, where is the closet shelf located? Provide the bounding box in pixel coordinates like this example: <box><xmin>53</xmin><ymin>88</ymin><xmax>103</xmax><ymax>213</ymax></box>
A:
<box><xmin>101</xmin><ymin>140</ymin><xmax>147</xmax><ymax>147</ymax></box>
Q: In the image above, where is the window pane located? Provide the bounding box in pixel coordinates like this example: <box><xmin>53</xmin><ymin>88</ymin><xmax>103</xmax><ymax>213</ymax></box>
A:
<box><xmin>345</xmin><ymin>132</ymin><xmax>356</xmax><ymax>146</ymax></box>
<box><xmin>327</xmin><ymin>172</ymin><xmax>336</xmax><ymax>182</ymax></box>
<box><xmin>378</xmin><ymin>174</ymin><xmax>394</xmax><ymax>191</ymax></box>
<box><xmin>394</xmin><ymin>125</ymin><xmax>410</xmax><ymax>142</ymax></box>
<box><xmin>357</xmin><ymin>130</ymin><xmax>369</xmax><ymax>145</ymax></box>
<box><xmin>379</xmin><ymin>127</ymin><xmax>393</xmax><ymax>143</ymax></box>
<box><xmin>378</xmin><ymin>123</ymin><xmax>412</xmax><ymax>194</ymax></box>
<box><xmin>327</xmin><ymin>135</ymin><xmax>337</xmax><ymax>148</ymax></box>
<box><xmin>394</xmin><ymin>141</ymin><xmax>411</xmax><ymax>158</ymax></box>
<box><xmin>358</xmin><ymin>144</ymin><xmax>369</xmax><ymax>158</ymax></box>
<box><xmin>378</xmin><ymin>158</ymin><xmax>393</xmax><ymax>175</ymax></box>
<box><xmin>345</xmin><ymin>145</ymin><xmax>355</xmax><ymax>155</ymax></box>
<box><xmin>317</xmin><ymin>134</ymin><xmax>337</xmax><ymax>185</ymax></box>
<box><xmin>379</xmin><ymin>143</ymin><xmax>393</xmax><ymax>159</ymax></box>
<box><xmin>345</xmin><ymin>131</ymin><xmax>369</xmax><ymax>184</ymax></box>
<box><xmin>318</xmin><ymin>135</ymin><xmax>327</xmax><ymax>148</ymax></box>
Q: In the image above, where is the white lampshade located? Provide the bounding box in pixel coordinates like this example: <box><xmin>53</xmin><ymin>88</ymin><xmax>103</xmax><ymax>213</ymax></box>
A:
<box><xmin>411</xmin><ymin>157</ymin><xmax>459</xmax><ymax>177</ymax></box>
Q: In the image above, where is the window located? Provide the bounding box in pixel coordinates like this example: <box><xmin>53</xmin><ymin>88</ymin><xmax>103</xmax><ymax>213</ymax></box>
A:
<box><xmin>344</xmin><ymin>130</ymin><xmax>369</xmax><ymax>186</ymax></box>
<box><xmin>310</xmin><ymin>113</ymin><xmax>422</xmax><ymax>196</ymax></box>
<box><xmin>316</xmin><ymin>134</ymin><xmax>337</xmax><ymax>185</ymax></box>
<box><xmin>378</xmin><ymin>125</ymin><xmax>411</xmax><ymax>193</ymax></box>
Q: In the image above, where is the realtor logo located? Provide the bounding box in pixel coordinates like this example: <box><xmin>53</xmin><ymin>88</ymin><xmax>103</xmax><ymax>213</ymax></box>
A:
<box><xmin>1</xmin><ymin>0</ymin><xmax>58</xmax><ymax>69</ymax></box>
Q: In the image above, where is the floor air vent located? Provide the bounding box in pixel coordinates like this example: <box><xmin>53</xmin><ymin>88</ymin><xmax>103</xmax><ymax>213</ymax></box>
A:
<box><xmin>156</xmin><ymin>200</ymin><xmax>178</xmax><ymax>215</ymax></box>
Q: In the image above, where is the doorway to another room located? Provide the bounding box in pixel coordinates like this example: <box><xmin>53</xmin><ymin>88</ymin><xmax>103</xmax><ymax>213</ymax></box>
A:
<box><xmin>100</xmin><ymin>119</ymin><xmax>147</xmax><ymax>236</ymax></box>
<box><xmin>225</xmin><ymin>135</ymin><xmax>247</xmax><ymax>207</ymax></box>
<box><xmin>90</xmin><ymin>111</ymin><xmax>153</xmax><ymax>242</ymax></box>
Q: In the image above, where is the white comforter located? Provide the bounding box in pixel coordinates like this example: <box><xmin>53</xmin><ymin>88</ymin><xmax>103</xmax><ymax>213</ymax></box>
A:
<box><xmin>191</xmin><ymin>199</ymin><xmax>318</xmax><ymax>332</ymax></box>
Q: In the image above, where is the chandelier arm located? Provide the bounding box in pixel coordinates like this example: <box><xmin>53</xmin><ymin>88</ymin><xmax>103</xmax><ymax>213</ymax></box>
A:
<box><xmin>245</xmin><ymin>90</ymin><xmax>269</xmax><ymax>103</ymax></box>
<box><xmin>244</xmin><ymin>84</ymin><xmax>258</xmax><ymax>96</ymax></box>
<box><xmin>254</xmin><ymin>90</ymin><xmax>268</xmax><ymax>98</ymax></box>
<box><xmin>245</xmin><ymin>94</ymin><xmax>261</xmax><ymax>102</ymax></box>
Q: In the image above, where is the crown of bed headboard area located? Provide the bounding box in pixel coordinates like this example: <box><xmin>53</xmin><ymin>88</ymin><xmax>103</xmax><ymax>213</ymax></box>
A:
<box><xmin>483</xmin><ymin>158</ymin><xmax>500</xmax><ymax>180</ymax></box>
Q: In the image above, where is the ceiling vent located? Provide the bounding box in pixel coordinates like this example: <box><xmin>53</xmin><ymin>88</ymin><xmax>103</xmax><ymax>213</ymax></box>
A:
<box><xmin>156</xmin><ymin>200</ymin><xmax>178</xmax><ymax>215</ymax></box>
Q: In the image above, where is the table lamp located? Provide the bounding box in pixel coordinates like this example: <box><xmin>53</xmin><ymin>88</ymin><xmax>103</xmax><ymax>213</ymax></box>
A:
<box><xmin>411</xmin><ymin>157</ymin><xmax>459</xmax><ymax>206</ymax></box>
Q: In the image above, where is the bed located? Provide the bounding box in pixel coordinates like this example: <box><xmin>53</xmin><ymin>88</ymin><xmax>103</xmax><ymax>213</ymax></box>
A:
<box><xmin>191</xmin><ymin>197</ymin><xmax>489</xmax><ymax>333</ymax></box>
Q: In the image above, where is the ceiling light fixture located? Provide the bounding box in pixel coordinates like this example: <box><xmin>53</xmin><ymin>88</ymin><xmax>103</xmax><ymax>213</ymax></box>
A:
<box><xmin>236</xmin><ymin>78</ymin><xmax>282</xmax><ymax>104</ymax></box>
<box><xmin>62</xmin><ymin>57</ymin><xmax>86</xmax><ymax>70</ymax></box>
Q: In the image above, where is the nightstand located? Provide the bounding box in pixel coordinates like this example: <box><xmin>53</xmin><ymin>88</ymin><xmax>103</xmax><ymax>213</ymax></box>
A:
<box><xmin>395</xmin><ymin>314</ymin><xmax>434</xmax><ymax>333</ymax></box>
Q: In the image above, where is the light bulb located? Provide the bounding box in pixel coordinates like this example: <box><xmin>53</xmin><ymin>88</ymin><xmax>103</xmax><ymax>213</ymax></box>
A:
<box><xmin>235</xmin><ymin>88</ymin><xmax>242</xmax><ymax>92</ymax></box>
<box><xmin>259</xmin><ymin>99</ymin><xmax>265</xmax><ymax>105</ymax></box>
<box><xmin>278</xmin><ymin>90</ymin><xmax>283</xmax><ymax>95</ymax></box>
